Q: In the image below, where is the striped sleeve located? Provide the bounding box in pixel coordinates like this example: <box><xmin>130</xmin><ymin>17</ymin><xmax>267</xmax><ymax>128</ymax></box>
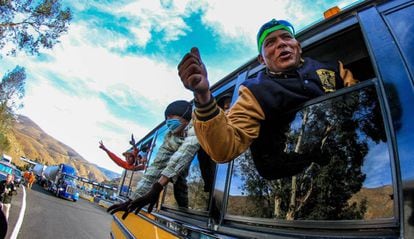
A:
<box><xmin>193</xmin><ymin>85</ymin><xmax>265</xmax><ymax>163</ymax></box>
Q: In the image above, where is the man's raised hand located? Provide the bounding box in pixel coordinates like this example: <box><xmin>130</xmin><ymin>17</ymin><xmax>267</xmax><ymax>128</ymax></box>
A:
<box><xmin>129</xmin><ymin>134</ymin><xmax>136</xmax><ymax>146</ymax></box>
<box><xmin>178</xmin><ymin>47</ymin><xmax>211</xmax><ymax>104</ymax></box>
<box><xmin>98</xmin><ymin>140</ymin><xmax>105</xmax><ymax>150</ymax></box>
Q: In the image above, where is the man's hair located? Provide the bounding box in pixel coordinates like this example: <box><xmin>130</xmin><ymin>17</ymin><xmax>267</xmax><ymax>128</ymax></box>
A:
<box><xmin>257</xmin><ymin>19</ymin><xmax>295</xmax><ymax>53</ymax></box>
<box><xmin>164</xmin><ymin>100</ymin><xmax>192</xmax><ymax>121</ymax></box>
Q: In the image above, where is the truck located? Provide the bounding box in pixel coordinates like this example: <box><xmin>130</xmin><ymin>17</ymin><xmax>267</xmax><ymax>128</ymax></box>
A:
<box><xmin>1</xmin><ymin>154</ymin><xmax>12</xmax><ymax>164</ymax></box>
<box><xmin>44</xmin><ymin>164</ymin><xmax>79</xmax><ymax>202</ymax></box>
<box><xmin>32</xmin><ymin>163</ymin><xmax>47</xmax><ymax>186</ymax></box>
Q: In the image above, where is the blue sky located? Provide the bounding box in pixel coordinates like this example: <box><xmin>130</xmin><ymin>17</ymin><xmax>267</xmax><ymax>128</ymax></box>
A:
<box><xmin>0</xmin><ymin>0</ymin><xmax>359</xmax><ymax>174</ymax></box>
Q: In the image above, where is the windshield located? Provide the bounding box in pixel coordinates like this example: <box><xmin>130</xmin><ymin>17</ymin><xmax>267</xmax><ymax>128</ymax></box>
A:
<box><xmin>63</xmin><ymin>174</ymin><xmax>77</xmax><ymax>183</ymax></box>
<box><xmin>14</xmin><ymin>169</ymin><xmax>22</xmax><ymax>177</ymax></box>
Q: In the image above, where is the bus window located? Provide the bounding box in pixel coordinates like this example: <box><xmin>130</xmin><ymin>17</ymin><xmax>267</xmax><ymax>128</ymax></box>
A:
<box><xmin>302</xmin><ymin>27</ymin><xmax>376</xmax><ymax>83</ymax></box>
<box><xmin>163</xmin><ymin>152</ymin><xmax>211</xmax><ymax>212</ymax></box>
<box><xmin>119</xmin><ymin>170</ymin><xmax>135</xmax><ymax>197</ymax></box>
<box><xmin>227</xmin><ymin>82</ymin><xmax>394</xmax><ymax>223</ymax></box>
<box><xmin>145</xmin><ymin>126</ymin><xmax>169</xmax><ymax>168</ymax></box>
<box><xmin>118</xmin><ymin>129</ymin><xmax>165</xmax><ymax>198</ymax></box>
<box><xmin>162</xmin><ymin>93</ymin><xmax>234</xmax><ymax>212</ymax></box>
<box><xmin>125</xmin><ymin>138</ymin><xmax>155</xmax><ymax>197</ymax></box>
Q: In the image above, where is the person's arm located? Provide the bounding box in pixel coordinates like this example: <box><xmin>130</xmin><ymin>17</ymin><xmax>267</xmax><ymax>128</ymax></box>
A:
<box><xmin>193</xmin><ymin>86</ymin><xmax>264</xmax><ymax>163</ymax></box>
<box><xmin>178</xmin><ymin>47</ymin><xmax>264</xmax><ymax>163</ymax></box>
<box><xmin>10</xmin><ymin>184</ymin><xmax>17</xmax><ymax>195</ymax></box>
<box><xmin>157</xmin><ymin>175</ymin><xmax>169</xmax><ymax>187</ymax></box>
<box><xmin>99</xmin><ymin>141</ymin><xmax>131</xmax><ymax>169</ymax></box>
<box><xmin>132</xmin><ymin>164</ymin><xmax>146</xmax><ymax>171</ymax></box>
<box><xmin>160</xmin><ymin>123</ymin><xmax>200</xmax><ymax>180</ymax></box>
<box><xmin>177</xmin><ymin>47</ymin><xmax>211</xmax><ymax>105</ymax></box>
<box><xmin>119</xmin><ymin>130</ymin><xmax>199</xmax><ymax>219</ymax></box>
<box><xmin>103</xmin><ymin>148</ymin><xmax>130</xmax><ymax>169</ymax></box>
<box><xmin>339</xmin><ymin>61</ymin><xmax>359</xmax><ymax>87</ymax></box>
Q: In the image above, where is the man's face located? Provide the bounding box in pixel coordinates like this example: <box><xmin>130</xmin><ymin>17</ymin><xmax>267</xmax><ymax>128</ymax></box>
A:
<box><xmin>166</xmin><ymin>115</ymin><xmax>188</xmax><ymax>134</ymax></box>
<box><xmin>6</xmin><ymin>174</ymin><xmax>13</xmax><ymax>183</ymax></box>
<box><xmin>258</xmin><ymin>30</ymin><xmax>302</xmax><ymax>72</ymax></box>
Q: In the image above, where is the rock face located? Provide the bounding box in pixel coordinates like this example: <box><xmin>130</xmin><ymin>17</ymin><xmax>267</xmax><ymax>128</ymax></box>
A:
<box><xmin>5</xmin><ymin>114</ymin><xmax>110</xmax><ymax>182</ymax></box>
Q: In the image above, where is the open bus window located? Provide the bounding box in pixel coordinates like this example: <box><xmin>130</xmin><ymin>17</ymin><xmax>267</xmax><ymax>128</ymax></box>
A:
<box><xmin>163</xmin><ymin>152</ymin><xmax>212</xmax><ymax>211</ymax></box>
<box><xmin>227</xmin><ymin>82</ymin><xmax>394</xmax><ymax>222</ymax></box>
<box><xmin>162</xmin><ymin>93</ymin><xmax>233</xmax><ymax>212</ymax></box>
<box><xmin>302</xmin><ymin>26</ymin><xmax>376</xmax><ymax>83</ymax></box>
<box><xmin>118</xmin><ymin>132</ymin><xmax>161</xmax><ymax>198</ymax></box>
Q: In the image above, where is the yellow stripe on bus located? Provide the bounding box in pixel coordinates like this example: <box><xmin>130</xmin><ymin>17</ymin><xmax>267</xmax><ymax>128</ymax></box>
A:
<box><xmin>111</xmin><ymin>219</ymin><xmax>127</xmax><ymax>239</ymax></box>
<box><xmin>111</xmin><ymin>211</ymin><xmax>180</xmax><ymax>239</ymax></box>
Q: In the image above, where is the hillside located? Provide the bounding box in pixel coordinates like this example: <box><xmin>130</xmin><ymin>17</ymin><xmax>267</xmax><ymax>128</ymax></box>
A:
<box><xmin>97</xmin><ymin>165</ymin><xmax>121</xmax><ymax>180</ymax></box>
<box><xmin>4</xmin><ymin>115</ymin><xmax>111</xmax><ymax>183</ymax></box>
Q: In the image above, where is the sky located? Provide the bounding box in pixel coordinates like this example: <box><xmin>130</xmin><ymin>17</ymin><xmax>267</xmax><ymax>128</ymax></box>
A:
<box><xmin>0</xmin><ymin>0</ymin><xmax>359</xmax><ymax>174</ymax></box>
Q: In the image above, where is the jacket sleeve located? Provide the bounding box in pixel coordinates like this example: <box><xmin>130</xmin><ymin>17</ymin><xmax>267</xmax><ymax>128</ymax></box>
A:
<box><xmin>161</xmin><ymin>124</ymin><xmax>200</xmax><ymax>181</ymax></box>
<box><xmin>103</xmin><ymin>148</ymin><xmax>131</xmax><ymax>170</ymax></box>
<box><xmin>193</xmin><ymin>85</ymin><xmax>265</xmax><ymax>163</ymax></box>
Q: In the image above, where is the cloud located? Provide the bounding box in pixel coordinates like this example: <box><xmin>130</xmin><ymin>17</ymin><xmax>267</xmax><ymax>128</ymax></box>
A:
<box><xmin>3</xmin><ymin>14</ymin><xmax>193</xmax><ymax>173</ymax></box>
<box><xmin>362</xmin><ymin>142</ymin><xmax>392</xmax><ymax>188</ymax></box>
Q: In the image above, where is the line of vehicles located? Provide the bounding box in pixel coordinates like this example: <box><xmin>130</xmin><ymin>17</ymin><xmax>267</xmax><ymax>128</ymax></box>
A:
<box><xmin>0</xmin><ymin>154</ymin><xmax>80</xmax><ymax>202</ymax></box>
<box><xmin>32</xmin><ymin>163</ymin><xmax>80</xmax><ymax>201</ymax></box>
<box><xmin>1</xmin><ymin>153</ymin><xmax>118</xmax><ymax>205</ymax></box>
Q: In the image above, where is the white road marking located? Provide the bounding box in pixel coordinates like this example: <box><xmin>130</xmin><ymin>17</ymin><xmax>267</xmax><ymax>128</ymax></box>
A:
<box><xmin>10</xmin><ymin>186</ymin><xmax>26</xmax><ymax>239</ymax></box>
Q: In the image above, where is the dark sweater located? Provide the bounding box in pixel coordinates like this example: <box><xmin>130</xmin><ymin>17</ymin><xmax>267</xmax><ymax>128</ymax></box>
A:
<box><xmin>0</xmin><ymin>180</ymin><xmax>16</xmax><ymax>204</ymax></box>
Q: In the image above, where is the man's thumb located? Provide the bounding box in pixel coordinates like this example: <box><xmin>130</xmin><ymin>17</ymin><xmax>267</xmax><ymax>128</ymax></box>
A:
<box><xmin>190</xmin><ymin>47</ymin><xmax>201</xmax><ymax>59</ymax></box>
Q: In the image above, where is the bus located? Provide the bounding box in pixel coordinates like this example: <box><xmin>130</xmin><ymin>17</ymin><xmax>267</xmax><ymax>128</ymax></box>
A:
<box><xmin>111</xmin><ymin>0</ymin><xmax>414</xmax><ymax>238</ymax></box>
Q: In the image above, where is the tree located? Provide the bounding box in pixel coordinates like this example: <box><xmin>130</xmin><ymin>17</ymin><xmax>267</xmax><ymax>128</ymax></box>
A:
<box><xmin>0</xmin><ymin>0</ymin><xmax>71</xmax><ymax>151</ymax></box>
<box><xmin>0</xmin><ymin>66</ymin><xmax>26</xmax><ymax>151</ymax></box>
<box><xmin>0</xmin><ymin>0</ymin><xmax>72</xmax><ymax>56</ymax></box>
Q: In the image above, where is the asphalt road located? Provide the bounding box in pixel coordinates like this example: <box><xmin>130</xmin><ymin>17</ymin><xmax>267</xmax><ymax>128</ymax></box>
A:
<box><xmin>6</xmin><ymin>183</ymin><xmax>113</xmax><ymax>239</ymax></box>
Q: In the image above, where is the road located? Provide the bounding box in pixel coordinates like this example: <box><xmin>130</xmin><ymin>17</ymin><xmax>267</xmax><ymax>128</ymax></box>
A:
<box><xmin>7</xmin><ymin>183</ymin><xmax>113</xmax><ymax>239</ymax></box>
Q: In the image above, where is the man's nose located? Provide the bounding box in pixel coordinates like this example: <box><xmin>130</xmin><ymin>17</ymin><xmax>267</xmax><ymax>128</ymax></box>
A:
<box><xmin>276</xmin><ymin>38</ymin><xmax>287</xmax><ymax>49</ymax></box>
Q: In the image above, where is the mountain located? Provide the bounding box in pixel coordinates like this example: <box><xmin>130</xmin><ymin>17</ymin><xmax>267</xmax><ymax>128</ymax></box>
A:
<box><xmin>96</xmin><ymin>165</ymin><xmax>121</xmax><ymax>180</ymax></box>
<box><xmin>5</xmin><ymin>114</ymin><xmax>114</xmax><ymax>183</ymax></box>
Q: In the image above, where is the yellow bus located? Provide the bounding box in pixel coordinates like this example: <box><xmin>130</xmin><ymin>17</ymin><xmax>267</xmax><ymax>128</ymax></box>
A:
<box><xmin>111</xmin><ymin>0</ymin><xmax>414</xmax><ymax>238</ymax></box>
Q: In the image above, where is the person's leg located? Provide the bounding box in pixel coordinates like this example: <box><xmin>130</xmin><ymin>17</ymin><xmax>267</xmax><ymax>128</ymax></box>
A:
<box><xmin>2</xmin><ymin>204</ymin><xmax>10</xmax><ymax>221</ymax></box>
<box><xmin>0</xmin><ymin>207</ymin><xmax>7</xmax><ymax>239</ymax></box>
<box><xmin>197</xmin><ymin>148</ymin><xmax>216</xmax><ymax>192</ymax></box>
<box><xmin>173</xmin><ymin>168</ymin><xmax>189</xmax><ymax>208</ymax></box>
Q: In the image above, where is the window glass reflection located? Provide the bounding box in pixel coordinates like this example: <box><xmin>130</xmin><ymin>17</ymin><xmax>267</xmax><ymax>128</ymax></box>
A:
<box><xmin>119</xmin><ymin>170</ymin><xmax>134</xmax><ymax>197</ymax></box>
<box><xmin>227</xmin><ymin>85</ymin><xmax>394</xmax><ymax>220</ymax></box>
<box><xmin>146</xmin><ymin>126</ymin><xmax>168</xmax><ymax>168</ymax></box>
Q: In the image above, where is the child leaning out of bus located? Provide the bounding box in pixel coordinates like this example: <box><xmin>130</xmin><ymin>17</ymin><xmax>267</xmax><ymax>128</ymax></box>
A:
<box><xmin>107</xmin><ymin>100</ymin><xmax>200</xmax><ymax>219</ymax></box>
<box><xmin>177</xmin><ymin>19</ymin><xmax>359</xmax><ymax>180</ymax></box>
<box><xmin>99</xmin><ymin>134</ymin><xmax>147</xmax><ymax>171</ymax></box>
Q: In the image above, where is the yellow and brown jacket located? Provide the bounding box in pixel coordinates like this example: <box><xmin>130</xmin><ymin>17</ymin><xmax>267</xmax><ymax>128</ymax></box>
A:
<box><xmin>193</xmin><ymin>58</ymin><xmax>357</xmax><ymax>172</ymax></box>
